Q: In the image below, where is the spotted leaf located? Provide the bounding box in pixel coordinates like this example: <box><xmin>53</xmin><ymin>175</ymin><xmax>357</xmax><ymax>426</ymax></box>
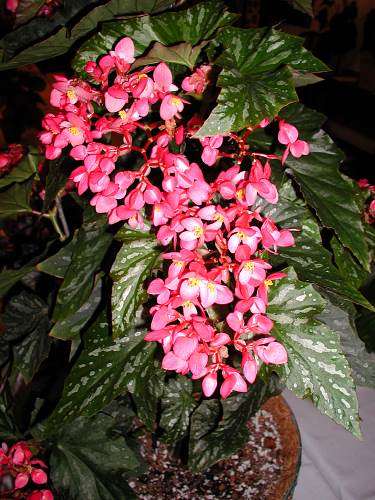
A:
<box><xmin>268</xmin><ymin>269</ymin><xmax>361</xmax><ymax>438</ymax></box>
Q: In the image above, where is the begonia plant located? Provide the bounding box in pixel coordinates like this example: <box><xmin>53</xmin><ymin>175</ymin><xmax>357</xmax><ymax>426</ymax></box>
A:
<box><xmin>0</xmin><ymin>0</ymin><xmax>374</xmax><ymax>497</ymax></box>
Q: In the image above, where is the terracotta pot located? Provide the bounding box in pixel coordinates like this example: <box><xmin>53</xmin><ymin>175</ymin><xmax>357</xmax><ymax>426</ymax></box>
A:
<box><xmin>131</xmin><ymin>394</ymin><xmax>301</xmax><ymax>499</ymax></box>
<box><xmin>261</xmin><ymin>395</ymin><xmax>301</xmax><ymax>500</ymax></box>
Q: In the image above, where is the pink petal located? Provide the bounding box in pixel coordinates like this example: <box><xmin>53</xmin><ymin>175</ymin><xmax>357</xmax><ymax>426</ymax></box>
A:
<box><xmin>189</xmin><ymin>352</ymin><xmax>208</xmax><ymax>376</ymax></box>
<box><xmin>173</xmin><ymin>336</ymin><xmax>198</xmax><ymax>360</ymax></box>
<box><xmin>202</xmin><ymin>372</ymin><xmax>217</xmax><ymax>397</ymax></box>
<box><xmin>31</xmin><ymin>469</ymin><xmax>48</xmax><ymax>485</ymax></box>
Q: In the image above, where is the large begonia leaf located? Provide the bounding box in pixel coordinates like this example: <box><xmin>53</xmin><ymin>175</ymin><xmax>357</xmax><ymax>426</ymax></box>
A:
<box><xmin>37</xmin><ymin>233</ymin><xmax>77</xmax><ymax>278</ymax></box>
<box><xmin>111</xmin><ymin>227</ymin><xmax>162</xmax><ymax>339</ymax></box>
<box><xmin>43</xmin><ymin>315</ymin><xmax>154</xmax><ymax>431</ymax></box>
<box><xmin>0</xmin><ymin>180</ymin><xmax>32</xmax><ymax>218</ymax></box>
<box><xmin>259</xmin><ymin>182</ymin><xmax>373</xmax><ymax>310</ymax></box>
<box><xmin>285</xmin><ymin>130</ymin><xmax>369</xmax><ymax>270</ymax></box>
<box><xmin>159</xmin><ymin>376</ymin><xmax>197</xmax><ymax>444</ymax></box>
<box><xmin>3</xmin><ymin>291</ymin><xmax>51</xmax><ymax>382</ymax></box>
<box><xmin>52</xmin><ymin>215</ymin><xmax>111</xmax><ymax>322</ymax></box>
<box><xmin>267</xmin><ymin>269</ymin><xmax>361</xmax><ymax>438</ymax></box>
<box><xmin>49</xmin><ymin>413</ymin><xmax>139</xmax><ymax>500</ymax></box>
<box><xmin>72</xmin><ymin>0</ymin><xmax>237</xmax><ymax>74</ymax></box>
<box><xmin>50</xmin><ymin>278</ymin><xmax>102</xmax><ymax>340</ymax></box>
<box><xmin>195</xmin><ymin>27</ymin><xmax>328</xmax><ymax>137</ymax></box>
<box><xmin>318</xmin><ymin>297</ymin><xmax>375</xmax><ymax>388</ymax></box>
<box><xmin>188</xmin><ymin>377</ymin><xmax>279</xmax><ymax>471</ymax></box>
<box><xmin>0</xmin><ymin>0</ymin><xmax>179</xmax><ymax>70</ymax></box>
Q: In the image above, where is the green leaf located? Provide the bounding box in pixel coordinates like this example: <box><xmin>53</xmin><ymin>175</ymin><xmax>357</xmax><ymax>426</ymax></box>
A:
<box><xmin>73</xmin><ymin>0</ymin><xmax>237</xmax><ymax>74</ymax></box>
<box><xmin>49</xmin><ymin>413</ymin><xmax>139</xmax><ymax>500</ymax></box>
<box><xmin>111</xmin><ymin>228</ymin><xmax>161</xmax><ymax>338</ymax></box>
<box><xmin>0</xmin><ymin>265</ymin><xmax>34</xmax><ymax>297</ymax></box>
<box><xmin>195</xmin><ymin>27</ymin><xmax>328</xmax><ymax>136</ymax></box>
<box><xmin>3</xmin><ymin>291</ymin><xmax>51</xmax><ymax>382</ymax></box>
<box><xmin>43</xmin><ymin>158</ymin><xmax>72</xmax><ymax>211</ymax></box>
<box><xmin>318</xmin><ymin>297</ymin><xmax>375</xmax><ymax>388</ymax></box>
<box><xmin>216</xmin><ymin>27</ymin><xmax>328</xmax><ymax>75</ymax></box>
<box><xmin>160</xmin><ymin>376</ymin><xmax>197</xmax><ymax>444</ymax></box>
<box><xmin>196</xmin><ymin>67</ymin><xmax>298</xmax><ymax>137</ymax></box>
<box><xmin>0</xmin><ymin>0</ymin><xmax>181</xmax><ymax>71</ymax></box>
<box><xmin>0</xmin><ymin>179</ymin><xmax>32</xmax><ymax>218</ymax></box>
<box><xmin>43</xmin><ymin>315</ymin><xmax>154</xmax><ymax>430</ymax></box>
<box><xmin>331</xmin><ymin>235</ymin><xmax>368</xmax><ymax>289</ymax></box>
<box><xmin>14</xmin><ymin>0</ymin><xmax>44</xmax><ymax>27</ymax></box>
<box><xmin>286</xmin><ymin>130</ymin><xmax>370</xmax><ymax>270</ymax></box>
<box><xmin>0</xmin><ymin>394</ymin><xmax>18</xmax><ymax>440</ymax></box>
<box><xmin>132</xmin><ymin>364</ymin><xmax>165</xmax><ymax>431</ymax></box>
<box><xmin>0</xmin><ymin>151</ymin><xmax>38</xmax><ymax>189</ymax></box>
<box><xmin>188</xmin><ymin>377</ymin><xmax>278</xmax><ymax>471</ymax></box>
<box><xmin>133</xmin><ymin>41</ymin><xmax>206</xmax><ymax>70</ymax></box>
<box><xmin>267</xmin><ymin>269</ymin><xmax>361</xmax><ymax>438</ymax></box>
<box><xmin>53</xmin><ymin>217</ymin><xmax>112</xmax><ymax>322</ymax></box>
<box><xmin>272</xmin><ymin>222</ymin><xmax>374</xmax><ymax>311</ymax></box>
<box><xmin>279</xmin><ymin>102</ymin><xmax>326</xmax><ymax>139</ymax></box>
<box><xmin>37</xmin><ymin>233</ymin><xmax>77</xmax><ymax>278</ymax></box>
<box><xmin>292</xmin><ymin>70</ymin><xmax>323</xmax><ymax>87</ymax></box>
<box><xmin>50</xmin><ymin>277</ymin><xmax>102</xmax><ymax>340</ymax></box>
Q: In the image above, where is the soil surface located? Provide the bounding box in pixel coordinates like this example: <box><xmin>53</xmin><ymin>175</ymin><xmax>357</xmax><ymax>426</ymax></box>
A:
<box><xmin>130</xmin><ymin>396</ymin><xmax>300</xmax><ymax>499</ymax></box>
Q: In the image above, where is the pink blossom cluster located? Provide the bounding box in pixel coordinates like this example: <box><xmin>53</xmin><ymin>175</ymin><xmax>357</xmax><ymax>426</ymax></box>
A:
<box><xmin>0</xmin><ymin>441</ymin><xmax>53</xmax><ymax>499</ymax></box>
<box><xmin>39</xmin><ymin>36</ymin><xmax>312</xmax><ymax>398</ymax></box>
<box><xmin>0</xmin><ymin>144</ymin><xmax>24</xmax><ymax>177</ymax></box>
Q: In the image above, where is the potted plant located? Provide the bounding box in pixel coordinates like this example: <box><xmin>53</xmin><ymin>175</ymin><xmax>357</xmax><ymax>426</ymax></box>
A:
<box><xmin>0</xmin><ymin>1</ymin><xmax>374</xmax><ymax>498</ymax></box>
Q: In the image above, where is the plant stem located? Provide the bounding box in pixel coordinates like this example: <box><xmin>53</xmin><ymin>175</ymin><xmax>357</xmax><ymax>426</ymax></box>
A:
<box><xmin>56</xmin><ymin>196</ymin><xmax>70</xmax><ymax>239</ymax></box>
<box><xmin>47</xmin><ymin>208</ymin><xmax>66</xmax><ymax>241</ymax></box>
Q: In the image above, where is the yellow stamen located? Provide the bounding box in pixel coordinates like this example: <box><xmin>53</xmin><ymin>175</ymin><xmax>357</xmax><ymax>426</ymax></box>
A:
<box><xmin>138</xmin><ymin>73</ymin><xmax>147</xmax><ymax>79</ymax></box>
<box><xmin>69</xmin><ymin>127</ymin><xmax>80</xmax><ymax>136</ymax></box>
<box><xmin>236</xmin><ymin>188</ymin><xmax>244</xmax><ymax>200</ymax></box>
<box><xmin>173</xmin><ymin>260</ymin><xmax>184</xmax><ymax>267</ymax></box>
<box><xmin>119</xmin><ymin>110</ymin><xmax>127</xmax><ymax>120</ymax></box>
<box><xmin>244</xmin><ymin>262</ymin><xmax>255</xmax><ymax>271</ymax></box>
<box><xmin>237</xmin><ymin>231</ymin><xmax>245</xmax><ymax>240</ymax></box>
<box><xmin>207</xmin><ymin>282</ymin><xmax>216</xmax><ymax>293</ymax></box>
<box><xmin>264</xmin><ymin>279</ymin><xmax>273</xmax><ymax>287</ymax></box>
<box><xmin>188</xmin><ymin>278</ymin><xmax>200</xmax><ymax>287</ymax></box>
<box><xmin>194</xmin><ymin>226</ymin><xmax>203</xmax><ymax>237</ymax></box>
<box><xmin>171</xmin><ymin>97</ymin><xmax>182</xmax><ymax>106</ymax></box>
<box><xmin>67</xmin><ymin>89</ymin><xmax>76</xmax><ymax>101</ymax></box>
<box><xmin>182</xmin><ymin>300</ymin><xmax>193</xmax><ymax>308</ymax></box>
<box><xmin>213</xmin><ymin>213</ymin><xmax>224</xmax><ymax>222</ymax></box>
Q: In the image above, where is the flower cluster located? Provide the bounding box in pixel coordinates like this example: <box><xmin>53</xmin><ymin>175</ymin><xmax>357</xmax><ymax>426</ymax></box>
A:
<box><xmin>0</xmin><ymin>441</ymin><xmax>53</xmax><ymax>499</ymax></box>
<box><xmin>0</xmin><ymin>144</ymin><xmax>24</xmax><ymax>177</ymax></box>
<box><xmin>39</xmin><ymin>36</ymin><xmax>311</xmax><ymax>398</ymax></box>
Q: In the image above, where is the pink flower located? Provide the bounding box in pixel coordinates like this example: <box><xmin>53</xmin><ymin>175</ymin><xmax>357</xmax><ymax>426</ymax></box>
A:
<box><xmin>27</xmin><ymin>490</ymin><xmax>54</xmax><ymax>500</ymax></box>
<box><xmin>104</xmin><ymin>84</ymin><xmax>129</xmax><ymax>112</ymax></box>
<box><xmin>182</xmin><ymin>65</ymin><xmax>211</xmax><ymax>94</ymax></box>
<box><xmin>147</xmin><ymin>277</ymin><xmax>179</xmax><ymax>304</ymax></box>
<box><xmin>278</xmin><ymin>121</ymin><xmax>298</xmax><ymax>145</ymax></box>
<box><xmin>179</xmin><ymin>217</ymin><xmax>205</xmax><ymax>250</ymax></box>
<box><xmin>256</xmin><ymin>341</ymin><xmax>287</xmax><ymax>364</ymax></box>
<box><xmin>228</xmin><ymin>227</ymin><xmax>261</xmax><ymax>254</ymax></box>
<box><xmin>153</xmin><ymin>63</ymin><xmax>178</xmax><ymax>94</ymax></box>
<box><xmin>202</xmin><ymin>372</ymin><xmax>218</xmax><ymax>397</ymax></box>
<box><xmin>220</xmin><ymin>369</ymin><xmax>247</xmax><ymax>399</ymax></box>
<box><xmin>201</xmin><ymin>135</ymin><xmax>223</xmax><ymax>166</ymax></box>
<box><xmin>160</xmin><ymin>94</ymin><xmax>185</xmax><ymax>121</ymax></box>
<box><xmin>261</xmin><ymin>219</ymin><xmax>294</xmax><ymax>251</ymax></box>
